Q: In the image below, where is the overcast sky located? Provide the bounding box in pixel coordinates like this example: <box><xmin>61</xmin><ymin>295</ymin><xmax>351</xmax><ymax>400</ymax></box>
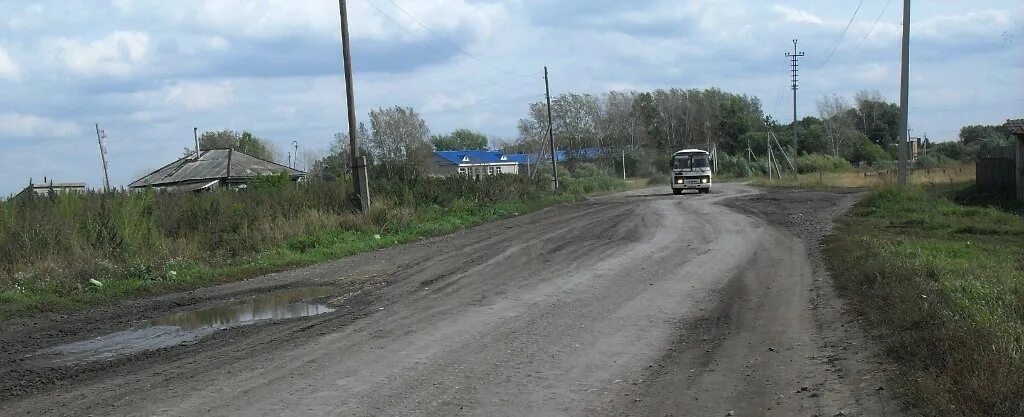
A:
<box><xmin>0</xmin><ymin>0</ymin><xmax>1020</xmax><ymax>195</ymax></box>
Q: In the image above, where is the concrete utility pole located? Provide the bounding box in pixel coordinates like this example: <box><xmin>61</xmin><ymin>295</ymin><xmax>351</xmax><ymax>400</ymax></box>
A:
<box><xmin>544</xmin><ymin>66</ymin><xmax>558</xmax><ymax>191</ymax></box>
<box><xmin>897</xmin><ymin>0</ymin><xmax>911</xmax><ymax>186</ymax></box>
<box><xmin>291</xmin><ymin>140</ymin><xmax>299</xmax><ymax>169</ymax></box>
<box><xmin>94</xmin><ymin>123</ymin><xmax>111</xmax><ymax>191</ymax></box>
<box><xmin>339</xmin><ymin>0</ymin><xmax>370</xmax><ymax>211</ymax></box>
<box><xmin>785</xmin><ymin>39</ymin><xmax>805</xmax><ymax>154</ymax></box>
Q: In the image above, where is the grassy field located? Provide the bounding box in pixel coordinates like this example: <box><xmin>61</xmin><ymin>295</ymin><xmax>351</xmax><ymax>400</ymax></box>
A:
<box><xmin>825</xmin><ymin>187</ymin><xmax>1024</xmax><ymax>417</ymax></box>
<box><xmin>751</xmin><ymin>163</ymin><xmax>974</xmax><ymax>188</ymax></box>
<box><xmin>0</xmin><ymin>170</ymin><xmax>623</xmax><ymax>320</ymax></box>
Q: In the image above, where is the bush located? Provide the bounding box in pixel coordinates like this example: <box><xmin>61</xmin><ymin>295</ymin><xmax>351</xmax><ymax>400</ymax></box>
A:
<box><xmin>930</xmin><ymin>141</ymin><xmax>976</xmax><ymax>162</ymax></box>
<box><xmin>794</xmin><ymin>153</ymin><xmax>853</xmax><ymax>173</ymax></box>
<box><xmin>846</xmin><ymin>136</ymin><xmax>891</xmax><ymax>166</ymax></box>
<box><xmin>915</xmin><ymin>152</ymin><xmax>955</xmax><ymax>168</ymax></box>
<box><xmin>715</xmin><ymin>153</ymin><xmax>755</xmax><ymax>178</ymax></box>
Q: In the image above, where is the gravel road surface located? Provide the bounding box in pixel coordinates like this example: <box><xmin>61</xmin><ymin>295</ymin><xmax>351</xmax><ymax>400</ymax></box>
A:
<box><xmin>0</xmin><ymin>184</ymin><xmax>901</xmax><ymax>416</ymax></box>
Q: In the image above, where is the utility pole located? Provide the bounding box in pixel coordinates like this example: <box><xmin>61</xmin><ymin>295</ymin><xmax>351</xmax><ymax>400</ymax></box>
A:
<box><xmin>785</xmin><ymin>39</ymin><xmax>805</xmax><ymax>154</ymax></box>
<box><xmin>896</xmin><ymin>0</ymin><xmax>911</xmax><ymax>186</ymax></box>
<box><xmin>94</xmin><ymin>123</ymin><xmax>111</xmax><ymax>191</ymax></box>
<box><xmin>339</xmin><ymin>0</ymin><xmax>370</xmax><ymax>211</ymax></box>
<box><xmin>544</xmin><ymin>66</ymin><xmax>558</xmax><ymax>191</ymax></box>
<box><xmin>291</xmin><ymin>140</ymin><xmax>299</xmax><ymax>169</ymax></box>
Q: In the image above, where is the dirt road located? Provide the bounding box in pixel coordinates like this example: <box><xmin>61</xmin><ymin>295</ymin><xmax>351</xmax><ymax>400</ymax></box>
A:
<box><xmin>0</xmin><ymin>184</ymin><xmax>901</xmax><ymax>416</ymax></box>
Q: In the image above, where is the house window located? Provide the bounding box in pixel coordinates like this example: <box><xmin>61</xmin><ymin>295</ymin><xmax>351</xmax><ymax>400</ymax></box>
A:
<box><xmin>496</xmin><ymin>167</ymin><xmax>503</xmax><ymax>174</ymax></box>
<box><xmin>458</xmin><ymin>167</ymin><xmax>467</xmax><ymax>174</ymax></box>
<box><xmin>488</xmin><ymin>166</ymin><xmax>495</xmax><ymax>175</ymax></box>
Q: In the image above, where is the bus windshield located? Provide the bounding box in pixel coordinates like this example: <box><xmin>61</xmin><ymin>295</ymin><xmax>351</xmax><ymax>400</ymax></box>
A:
<box><xmin>672</xmin><ymin>154</ymin><xmax>710</xmax><ymax>169</ymax></box>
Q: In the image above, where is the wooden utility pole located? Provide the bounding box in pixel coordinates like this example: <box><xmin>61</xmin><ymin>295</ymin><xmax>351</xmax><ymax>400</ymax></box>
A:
<box><xmin>544</xmin><ymin>66</ymin><xmax>558</xmax><ymax>191</ymax></box>
<box><xmin>94</xmin><ymin>123</ymin><xmax>111</xmax><ymax>191</ymax></box>
<box><xmin>339</xmin><ymin>0</ymin><xmax>370</xmax><ymax>210</ymax></box>
<box><xmin>785</xmin><ymin>39</ymin><xmax>805</xmax><ymax>154</ymax></box>
<box><xmin>896</xmin><ymin>0</ymin><xmax>911</xmax><ymax>186</ymax></box>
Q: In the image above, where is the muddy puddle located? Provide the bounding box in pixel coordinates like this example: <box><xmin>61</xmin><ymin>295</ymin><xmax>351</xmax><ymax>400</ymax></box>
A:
<box><xmin>35</xmin><ymin>287</ymin><xmax>336</xmax><ymax>365</ymax></box>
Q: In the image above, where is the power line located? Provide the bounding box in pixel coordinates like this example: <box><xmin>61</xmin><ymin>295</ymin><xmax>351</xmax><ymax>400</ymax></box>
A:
<box><xmin>851</xmin><ymin>0</ymin><xmax>895</xmax><ymax>55</ymax></box>
<box><xmin>373</xmin><ymin>0</ymin><xmax>533</xmax><ymax>79</ymax></box>
<box><xmin>819</xmin><ymin>0</ymin><xmax>865</xmax><ymax>69</ymax></box>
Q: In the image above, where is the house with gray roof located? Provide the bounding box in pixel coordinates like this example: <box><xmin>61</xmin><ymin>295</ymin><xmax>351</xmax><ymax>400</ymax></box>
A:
<box><xmin>129</xmin><ymin>148</ymin><xmax>305</xmax><ymax>192</ymax></box>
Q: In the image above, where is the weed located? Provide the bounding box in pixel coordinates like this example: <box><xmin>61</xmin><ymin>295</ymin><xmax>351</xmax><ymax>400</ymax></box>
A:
<box><xmin>826</xmin><ymin>186</ymin><xmax>1024</xmax><ymax>416</ymax></box>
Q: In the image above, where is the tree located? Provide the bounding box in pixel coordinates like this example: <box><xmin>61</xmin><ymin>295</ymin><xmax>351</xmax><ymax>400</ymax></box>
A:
<box><xmin>431</xmin><ymin>129</ymin><xmax>489</xmax><ymax>151</ymax></box>
<box><xmin>309</xmin><ymin>123</ymin><xmax>373</xmax><ymax>182</ymax></box>
<box><xmin>184</xmin><ymin>129</ymin><xmax>280</xmax><ymax>162</ymax></box>
<box><xmin>368</xmin><ymin>106</ymin><xmax>431</xmax><ymax>175</ymax></box>
<box><xmin>851</xmin><ymin>91</ymin><xmax>899</xmax><ymax>147</ymax></box>
<box><xmin>959</xmin><ymin>124</ymin><xmax>1009</xmax><ymax>146</ymax></box>
<box><xmin>817</xmin><ymin>94</ymin><xmax>856</xmax><ymax>156</ymax></box>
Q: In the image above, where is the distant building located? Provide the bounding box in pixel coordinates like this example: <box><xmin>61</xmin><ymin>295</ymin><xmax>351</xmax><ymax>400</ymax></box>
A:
<box><xmin>428</xmin><ymin>148</ymin><xmax>609</xmax><ymax>178</ymax></box>
<box><xmin>15</xmin><ymin>178</ymin><xmax>87</xmax><ymax>198</ymax></box>
<box><xmin>129</xmin><ymin>148</ymin><xmax>305</xmax><ymax>192</ymax></box>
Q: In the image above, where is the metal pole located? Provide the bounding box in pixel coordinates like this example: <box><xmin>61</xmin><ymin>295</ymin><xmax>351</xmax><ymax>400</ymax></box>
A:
<box><xmin>785</xmin><ymin>39</ymin><xmax>805</xmax><ymax>154</ymax></box>
<box><xmin>544</xmin><ymin>66</ymin><xmax>558</xmax><ymax>191</ymax></box>
<box><xmin>193</xmin><ymin>127</ymin><xmax>200</xmax><ymax>158</ymax></box>
<box><xmin>897</xmin><ymin>0</ymin><xmax>910</xmax><ymax>186</ymax></box>
<box><xmin>622</xmin><ymin>149</ymin><xmax>626</xmax><ymax>180</ymax></box>
<box><xmin>95</xmin><ymin>123</ymin><xmax>111</xmax><ymax>191</ymax></box>
<box><xmin>339</xmin><ymin>0</ymin><xmax>370</xmax><ymax>210</ymax></box>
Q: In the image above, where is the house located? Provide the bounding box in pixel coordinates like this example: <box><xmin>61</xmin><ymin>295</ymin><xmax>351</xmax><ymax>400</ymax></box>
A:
<box><xmin>129</xmin><ymin>148</ymin><xmax>305</xmax><ymax>192</ymax></box>
<box><xmin>430</xmin><ymin>150</ymin><xmax>521</xmax><ymax>178</ymax></box>
<box><xmin>15</xmin><ymin>178</ymin><xmax>86</xmax><ymax>198</ymax></box>
<box><xmin>1005</xmin><ymin>119</ymin><xmax>1024</xmax><ymax>200</ymax></box>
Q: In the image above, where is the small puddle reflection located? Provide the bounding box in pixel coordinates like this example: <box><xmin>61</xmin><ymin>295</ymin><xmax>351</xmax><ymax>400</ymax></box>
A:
<box><xmin>37</xmin><ymin>287</ymin><xmax>335</xmax><ymax>365</ymax></box>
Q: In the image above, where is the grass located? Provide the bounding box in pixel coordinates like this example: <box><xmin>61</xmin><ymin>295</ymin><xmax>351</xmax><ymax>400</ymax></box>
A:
<box><xmin>751</xmin><ymin>163</ymin><xmax>975</xmax><ymax>189</ymax></box>
<box><xmin>825</xmin><ymin>186</ymin><xmax>1024</xmax><ymax>416</ymax></box>
<box><xmin>0</xmin><ymin>170</ymin><xmax>623</xmax><ymax>320</ymax></box>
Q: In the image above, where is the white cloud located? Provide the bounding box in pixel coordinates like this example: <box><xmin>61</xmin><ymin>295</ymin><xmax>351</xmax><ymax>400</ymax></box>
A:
<box><xmin>772</xmin><ymin>5</ymin><xmax>824</xmax><ymax>25</ymax></box>
<box><xmin>0</xmin><ymin>47</ymin><xmax>19</xmax><ymax>80</ymax></box>
<box><xmin>917</xmin><ymin>10</ymin><xmax>1013</xmax><ymax>41</ymax></box>
<box><xmin>46</xmin><ymin>31</ymin><xmax>150</xmax><ymax>77</ymax></box>
<box><xmin>0</xmin><ymin>113</ymin><xmax>81</xmax><ymax>138</ymax></box>
<box><xmin>165</xmin><ymin>81</ymin><xmax>235</xmax><ymax>111</ymax></box>
<box><xmin>421</xmin><ymin>92</ymin><xmax>479</xmax><ymax>113</ymax></box>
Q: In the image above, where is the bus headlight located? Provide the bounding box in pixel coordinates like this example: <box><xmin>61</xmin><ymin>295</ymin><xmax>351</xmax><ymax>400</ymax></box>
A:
<box><xmin>676</xmin><ymin>179</ymin><xmax>683</xmax><ymax>184</ymax></box>
<box><xmin>701</xmin><ymin>178</ymin><xmax>708</xmax><ymax>183</ymax></box>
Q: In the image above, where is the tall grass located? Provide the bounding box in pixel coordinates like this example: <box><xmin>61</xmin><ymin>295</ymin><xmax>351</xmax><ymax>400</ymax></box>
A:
<box><xmin>826</xmin><ymin>187</ymin><xmax>1024</xmax><ymax>416</ymax></box>
<box><xmin>0</xmin><ymin>171</ymin><xmax>621</xmax><ymax>319</ymax></box>
<box><xmin>751</xmin><ymin>163</ymin><xmax>975</xmax><ymax>188</ymax></box>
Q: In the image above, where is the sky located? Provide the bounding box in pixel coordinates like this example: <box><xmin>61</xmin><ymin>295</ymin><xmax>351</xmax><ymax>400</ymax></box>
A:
<box><xmin>0</xmin><ymin>0</ymin><xmax>1021</xmax><ymax>195</ymax></box>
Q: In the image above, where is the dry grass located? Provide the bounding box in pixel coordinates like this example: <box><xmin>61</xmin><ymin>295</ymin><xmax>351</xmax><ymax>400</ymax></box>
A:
<box><xmin>751</xmin><ymin>163</ymin><xmax>975</xmax><ymax>188</ymax></box>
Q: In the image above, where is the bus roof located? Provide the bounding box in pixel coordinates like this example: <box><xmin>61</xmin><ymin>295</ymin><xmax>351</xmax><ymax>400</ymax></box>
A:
<box><xmin>672</xmin><ymin>149</ymin><xmax>709</xmax><ymax>155</ymax></box>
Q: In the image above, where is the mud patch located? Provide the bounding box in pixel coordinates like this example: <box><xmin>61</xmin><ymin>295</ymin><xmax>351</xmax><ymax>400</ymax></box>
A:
<box><xmin>33</xmin><ymin>287</ymin><xmax>335</xmax><ymax>365</ymax></box>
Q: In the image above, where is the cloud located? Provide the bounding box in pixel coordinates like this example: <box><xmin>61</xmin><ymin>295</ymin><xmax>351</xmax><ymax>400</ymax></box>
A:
<box><xmin>165</xmin><ymin>81</ymin><xmax>235</xmax><ymax>111</ymax></box>
<box><xmin>772</xmin><ymin>5</ymin><xmax>824</xmax><ymax>25</ymax></box>
<box><xmin>46</xmin><ymin>31</ymin><xmax>150</xmax><ymax>76</ymax></box>
<box><xmin>0</xmin><ymin>47</ymin><xmax>19</xmax><ymax>80</ymax></box>
<box><xmin>0</xmin><ymin>113</ymin><xmax>81</xmax><ymax>138</ymax></box>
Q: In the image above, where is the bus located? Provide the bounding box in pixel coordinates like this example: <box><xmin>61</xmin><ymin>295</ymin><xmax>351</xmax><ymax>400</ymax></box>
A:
<box><xmin>669</xmin><ymin>149</ymin><xmax>712</xmax><ymax>195</ymax></box>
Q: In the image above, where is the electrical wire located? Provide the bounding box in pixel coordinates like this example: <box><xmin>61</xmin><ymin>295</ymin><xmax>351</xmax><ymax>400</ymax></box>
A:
<box><xmin>819</xmin><ymin>0</ymin><xmax>865</xmax><ymax>69</ymax></box>
<box><xmin>375</xmin><ymin>0</ymin><xmax>534</xmax><ymax>79</ymax></box>
<box><xmin>850</xmin><ymin>0</ymin><xmax>895</xmax><ymax>55</ymax></box>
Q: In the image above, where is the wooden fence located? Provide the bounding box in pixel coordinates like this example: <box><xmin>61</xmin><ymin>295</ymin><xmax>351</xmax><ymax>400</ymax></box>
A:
<box><xmin>977</xmin><ymin>144</ymin><xmax>1017</xmax><ymax>192</ymax></box>
<box><xmin>977</xmin><ymin>157</ymin><xmax>1016</xmax><ymax>191</ymax></box>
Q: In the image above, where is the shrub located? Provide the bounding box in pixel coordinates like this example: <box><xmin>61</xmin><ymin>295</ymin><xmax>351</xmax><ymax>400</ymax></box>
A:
<box><xmin>794</xmin><ymin>153</ymin><xmax>853</xmax><ymax>173</ymax></box>
<box><xmin>715</xmin><ymin>153</ymin><xmax>755</xmax><ymax>178</ymax></box>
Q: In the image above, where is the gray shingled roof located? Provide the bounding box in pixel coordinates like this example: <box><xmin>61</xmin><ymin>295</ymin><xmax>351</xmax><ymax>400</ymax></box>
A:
<box><xmin>129</xmin><ymin>149</ymin><xmax>305</xmax><ymax>188</ymax></box>
<box><xmin>1005</xmin><ymin>119</ymin><xmax>1024</xmax><ymax>136</ymax></box>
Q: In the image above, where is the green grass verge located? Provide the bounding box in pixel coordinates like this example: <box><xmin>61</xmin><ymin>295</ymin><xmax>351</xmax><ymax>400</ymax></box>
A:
<box><xmin>0</xmin><ymin>193</ymin><xmax>595</xmax><ymax>321</ymax></box>
<box><xmin>825</xmin><ymin>187</ymin><xmax>1024</xmax><ymax>416</ymax></box>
